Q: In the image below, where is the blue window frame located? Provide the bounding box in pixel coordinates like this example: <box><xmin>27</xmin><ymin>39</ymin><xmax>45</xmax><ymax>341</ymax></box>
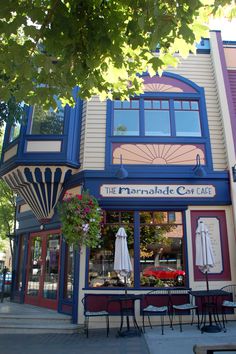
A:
<box><xmin>112</xmin><ymin>98</ymin><xmax>202</xmax><ymax>137</ymax></box>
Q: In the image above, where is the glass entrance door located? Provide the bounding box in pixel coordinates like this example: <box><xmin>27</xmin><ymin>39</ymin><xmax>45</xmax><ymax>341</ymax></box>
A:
<box><xmin>25</xmin><ymin>231</ymin><xmax>61</xmax><ymax>310</ymax></box>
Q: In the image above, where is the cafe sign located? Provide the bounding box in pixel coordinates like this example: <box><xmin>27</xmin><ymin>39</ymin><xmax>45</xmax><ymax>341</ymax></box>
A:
<box><xmin>100</xmin><ymin>184</ymin><xmax>216</xmax><ymax>198</ymax></box>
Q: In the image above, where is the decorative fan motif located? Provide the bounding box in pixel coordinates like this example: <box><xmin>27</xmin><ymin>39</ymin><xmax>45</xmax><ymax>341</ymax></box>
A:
<box><xmin>3</xmin><ymin>166</ymin><xmax>73</xmax><ymax>221</ymax></box>
<box><xmin>113</xmin><ymin>144</ymin><xmax>205</xmax><ymax>165</ymax></box>
<box><xmin>143</xmin><ymin>83</ymin><xmax>183</xmax><ymax>92</ymax></box>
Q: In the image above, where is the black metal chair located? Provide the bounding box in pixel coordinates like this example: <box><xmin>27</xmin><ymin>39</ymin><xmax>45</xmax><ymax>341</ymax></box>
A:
<box><xmin>141</xmin><ymin>289</ymin><xmax>171</xmax><ymax>335</ymax></box>
<box><xmin>81</xmin><ymin>295</ymin><xmax>109</xmax><ymax>338</ymax></box>
<box><xmin>169</xmin><ymin>288</ymin><xmax>199</xmax><ymax>332</ymax></box>
<box><xmin>221</xmin><ymin>285</ymin><xmax>236</xmax><ymax>330</ymax></box>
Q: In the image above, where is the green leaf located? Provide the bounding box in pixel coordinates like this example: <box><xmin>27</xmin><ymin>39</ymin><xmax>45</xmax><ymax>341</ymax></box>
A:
<box><xmin>0</xmin><ymin>0</ymin><xmax>234</xmax><ymax>115</ymax></box>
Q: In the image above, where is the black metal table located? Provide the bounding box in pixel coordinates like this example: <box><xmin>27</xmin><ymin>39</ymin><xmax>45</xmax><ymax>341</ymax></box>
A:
<box><xmin>189</xmin><ymin>289</ymin><xmax>229</xmax><ymax>333</ymax></box>
<box><xmin>108</xmin><ymin>294</ymin><xmax>142</xmax><ymax>337</ymax></box>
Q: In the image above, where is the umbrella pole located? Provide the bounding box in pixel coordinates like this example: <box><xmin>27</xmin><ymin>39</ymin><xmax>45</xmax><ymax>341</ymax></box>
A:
<box><xmin>205</xmin><ymin>270</ymin><xmax>209</xmax><ymax>291</ymax></box>
<box><xmin>124</xmin><ymin>276</ymin><xmax>130</xmax><ymax>330</ymax></box>
<box><xmin>124</xmin><ymin>276</ymin><xmax>127</xmax><ymax>296</ymax></box>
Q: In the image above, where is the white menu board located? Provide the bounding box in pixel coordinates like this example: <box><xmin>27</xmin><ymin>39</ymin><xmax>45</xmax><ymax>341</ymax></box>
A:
<box><xmin>199</xmin><ymin>217</ymin><xmax>223</xmax><ymax>274</ymax></box>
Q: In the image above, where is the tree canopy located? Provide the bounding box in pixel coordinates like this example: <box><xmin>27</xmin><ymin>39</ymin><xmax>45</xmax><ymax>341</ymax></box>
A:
<box><xmin>0</xmin><ymin>134</ymin><xmax>16</xmax><ymax>255</ymax></box>
<box><xmin>0</xmin><ymin>0</ymin><xmax>236</xmax><ymax>119</ymax></box>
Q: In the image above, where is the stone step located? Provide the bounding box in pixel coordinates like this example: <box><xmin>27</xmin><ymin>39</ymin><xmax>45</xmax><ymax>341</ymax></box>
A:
<box><xmin>0</xmin><ymin>322</ymin><xmax>83</xmax><ymax>334</ymax></box>
<box><xmin>0</xmin><ymin>314</ymin><xmax>72</xmax><ymax>323</ymax></box>
<box><xmin>0</xmin><ymin>300</ymin><xmax>83</xmax><ymax>334</ymax></box>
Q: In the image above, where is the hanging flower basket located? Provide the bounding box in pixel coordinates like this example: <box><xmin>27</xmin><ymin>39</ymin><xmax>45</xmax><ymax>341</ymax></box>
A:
<box><xmin>58</xmin><ymin>191</ymin><xmax>102</xmax><ymax>249</ymax></box>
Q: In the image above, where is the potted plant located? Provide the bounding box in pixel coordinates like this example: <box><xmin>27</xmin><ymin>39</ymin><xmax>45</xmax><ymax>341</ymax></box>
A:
<box><xmin>58</xmin><ymin>191</ymin><xmax>102</xmax><ymax>249</ymax></box>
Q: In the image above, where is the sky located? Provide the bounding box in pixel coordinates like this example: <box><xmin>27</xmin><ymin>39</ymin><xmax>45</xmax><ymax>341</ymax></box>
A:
<box><xmin>209</xmin><ymin>18</ymin><xmax>236</xmax><ymax>41</ymax></box>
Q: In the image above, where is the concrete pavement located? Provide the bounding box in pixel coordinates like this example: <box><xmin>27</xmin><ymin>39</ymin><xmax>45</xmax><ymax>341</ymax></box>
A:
<box><xmin>1</xmin><ymin>299</ymin><xmax>236</xmax><ymax>354</ymax></box>
<box><xmin>2</xmin><ymin>322</ymin><xmax>236</xmax><ymax>354</ymax></box>
<box><xmin>145</xmin><ymin>320</ymin><xmax>236</xmax><ymax>354</ymax></box>
<box><xmin>0</xmin><ymin>330</ymin><xmax>150</xmax><ymax>354</ymax></box>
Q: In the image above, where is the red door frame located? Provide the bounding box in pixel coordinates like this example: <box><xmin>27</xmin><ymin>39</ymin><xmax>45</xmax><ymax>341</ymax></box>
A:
<box><xmin>25</xmin><ymin>229</ymin><xmax>61</xmax><ymax>310</ymax></box>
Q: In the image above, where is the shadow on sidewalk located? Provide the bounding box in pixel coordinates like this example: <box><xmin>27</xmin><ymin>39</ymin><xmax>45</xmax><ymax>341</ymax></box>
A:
<box><xmin>0</xmin><ymin>329</ymin><xmax>150</xmax><ymax>354</ymax></box>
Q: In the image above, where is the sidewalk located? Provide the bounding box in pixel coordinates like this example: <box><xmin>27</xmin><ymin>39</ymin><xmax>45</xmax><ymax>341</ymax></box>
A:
<box><xmin>1</xmin><ymin>298</ymin><xmax>236</xmax><ymax>354</ymax></box>
<box><xmin>144</xmin><ymin>321</ymin><xmax>236</xmax><ymax>354</ymax></box>
<box><xmin>1</xmin><ymin>322</ymin><xmax>236</xmax><ymax>354</ymax></box>
<box><xmin>0</xmin><ymin>330</ymin><xmax>150</xmax><ymax>354</ymax></box>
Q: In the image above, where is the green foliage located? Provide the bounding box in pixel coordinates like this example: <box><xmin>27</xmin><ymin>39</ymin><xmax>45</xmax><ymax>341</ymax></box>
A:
<box><xmin>58</xmin><ymin>191</ymin><xmax>102</xmax><ymax>249</ymax></box>
<box><xmin>0</xmin><ymin>179</ymin><xmax>16</xmax><ymax>240</ymax></box>
<box><xmin>0</xmin><ymin>0</ymin><xmax>235</xmax><ymax>119</ymax></box>
<box><xmin>0</xmin><ymin>97</ymin><xmax>24</xmax><ymax>131</ymax></box>
<box><xmin>140</xmin><ymin>275</ymin><xmax>165</xmax><ymax>287</ymax></box>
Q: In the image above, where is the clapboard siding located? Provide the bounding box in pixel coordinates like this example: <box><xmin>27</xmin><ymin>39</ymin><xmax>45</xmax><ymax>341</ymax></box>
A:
<box><xmin>228</xmin><ymin>70</ymin><xmax>236</xmax><ymax>118</ymax></box>
<box><xmin>81</xmin><ymin>97</ymin><xmax>106</xmax><ymax>170</ymax></box>
<box><xmin>79</xmin><ymin>101</ymin><xmax>87</xmax><ymax>169</ymax></box>
<box><xmin>80</xmin><ymin>53</ymin><xmax>227</xmax><ymax>171</ymax></box>
<box><xmin>167</xmin><ymin>54</ymin><xmax>227</xmax><ymax>171</ymax></box>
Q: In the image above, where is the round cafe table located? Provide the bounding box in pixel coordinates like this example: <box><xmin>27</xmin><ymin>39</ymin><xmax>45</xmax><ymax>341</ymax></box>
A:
<box><xmin>189</xmin><ymin>289</ymin><xmax>229</xmax><ymax>333</ymax></box>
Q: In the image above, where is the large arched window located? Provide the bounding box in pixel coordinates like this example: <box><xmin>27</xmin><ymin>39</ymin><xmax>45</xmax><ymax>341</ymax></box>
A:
<box><xmin>107</xmin><ymin>72</ymin><xmax>211</xmax><ymax>168</ymax></box>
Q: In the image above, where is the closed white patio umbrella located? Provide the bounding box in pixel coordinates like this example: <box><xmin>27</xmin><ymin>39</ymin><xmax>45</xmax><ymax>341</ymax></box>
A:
<box><xmin>195</xmin><ymin>220</ymin><xmax>215</xmax><ymax>291</ymax></box>
<box><xmin>114</xmin><ymin>227</ymin><xmax>132</xmax><ymax>293</ymax></box>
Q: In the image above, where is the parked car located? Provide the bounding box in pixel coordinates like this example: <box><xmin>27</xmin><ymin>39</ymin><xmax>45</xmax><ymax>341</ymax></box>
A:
<box><xmin>0</xmin><ymin>272</ymin><xmax>12</xmax><ymax>295</ymax></box>
<box><xmin>143</xmin><ymin>266</ymin><xmax>185</xmax><ymax>284</ymax></box>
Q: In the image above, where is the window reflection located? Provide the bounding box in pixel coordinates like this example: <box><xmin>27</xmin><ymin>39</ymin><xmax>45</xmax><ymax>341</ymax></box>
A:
<box><xmin>27</xmin><ymin>236</ymin><xmax>42</xmax><ymax>296</ymax></box>
<box><xmin>140</xmin><ymin>211</ymin><xmax>184</xmax><ymax>288</ymax></box>
<box><xmin>112</xmin><ymin>98</ymin><xmax>201</xmax><ymax>138</ymax></box>
<box><xmin>43</xmin><ymin>234</ymin><xmax>60</xmax><ymax>300</ymax></box>
<box><xmin>89</xmin><ymin>212</ymin><xmax>134</xmax><ymax>288</ymax></box>
<box><xmin>9</xmin><ymin>122</ymin><xmax>21</xmax><ymax>142</ymax></box>
<box><xmin>88</xmin><ymin>211</ymin><xmax>185</xmax><ymax>289</ymax></box>
<box><xmin>113</xmin><ymin>100</ymin><xmax>139</xmax><ymax>136</ymax></box>
<box><xmin>174</xmin><ymin>100</ymin><xmax>201</xmax><ymax>137</ymax></box>
<box><xmin>64</xmin><ymin>245</ymin><xmax>74</xmax><ymax>300</ymax></box>
<box><xmin>30</xmin><ymin>97</ymin><xmax>64</xmax><ymax>135</ymax></box>
<box><xmin>144</xmin><ymin>99</ymin><xmax>170</xmax><ymax>136</ymax></box>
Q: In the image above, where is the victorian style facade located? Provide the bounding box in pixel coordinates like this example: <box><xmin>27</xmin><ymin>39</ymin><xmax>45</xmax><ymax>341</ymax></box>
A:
<box><xmin>0</xmin><ymin>31</ymin><xmax>236</xmax><ymax>326</ymax></box>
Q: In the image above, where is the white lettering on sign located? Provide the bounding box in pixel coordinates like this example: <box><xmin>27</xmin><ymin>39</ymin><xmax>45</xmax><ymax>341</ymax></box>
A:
<box><xmin>100</xmin><ymin>184</ymin><xmax>216</xmax><ymax>198</ymax></box>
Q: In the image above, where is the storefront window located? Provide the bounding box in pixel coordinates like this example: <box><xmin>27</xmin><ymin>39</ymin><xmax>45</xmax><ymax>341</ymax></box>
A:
<box><xmin>88</xmin><ymin>210</ymin><xmax>185</xmax><ymax>289</ymax></box>
<box><xmin>88</xmin><ymin>211</ymin><xmax>134</xmax><ymax>288</ymax></box>
<box><xmin>140</xmin><ymin>211</ymin><xmax>185</xmax><ymax>288</ymax></box>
